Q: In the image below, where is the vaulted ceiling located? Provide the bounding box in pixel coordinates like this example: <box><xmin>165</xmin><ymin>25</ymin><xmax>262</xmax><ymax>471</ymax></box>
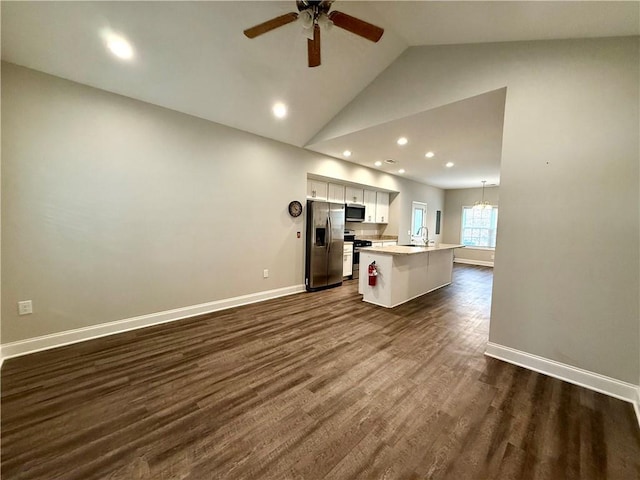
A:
<box><xmin>2</xmin><ymin>1</ymin><xmax>638</xmax><ymax>188</ymax></box>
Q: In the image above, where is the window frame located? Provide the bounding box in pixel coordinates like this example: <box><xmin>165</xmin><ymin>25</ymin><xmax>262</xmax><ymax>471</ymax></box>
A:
<box><xmin>410</xmin><ymin>201</ymin><xmax>427</xmax><ymax>242</ymax></box>
<box><xmin>460</xmin><ymin>206</ymin><xmax>498</xmax><ymax>249</ymax></box>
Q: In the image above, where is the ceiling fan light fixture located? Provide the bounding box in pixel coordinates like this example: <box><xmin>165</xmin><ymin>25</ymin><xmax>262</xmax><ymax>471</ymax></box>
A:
<box><xmin>317</xmin><ymin>13</ymin><xmax>333</xmax><ymax>30</ymax></box>
<box><xmin>299</xmin><ymin>9</ymin><xmax>314</xmax><ymax>29</ymax></box>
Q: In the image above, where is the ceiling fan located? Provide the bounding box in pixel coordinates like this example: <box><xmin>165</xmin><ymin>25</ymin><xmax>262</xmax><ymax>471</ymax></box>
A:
<box><xmin>243</xmin><ymin>0</ymin><xmax>384</xmax><ymax>68</ymax></box>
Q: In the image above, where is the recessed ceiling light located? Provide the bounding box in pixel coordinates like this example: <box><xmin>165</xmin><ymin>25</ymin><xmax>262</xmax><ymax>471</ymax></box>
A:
<box><xmin>374</xmin><ymin>161</ymin><xmax>382</xmax><ymax>167</ymax></box>
<box><xmin>398</xmin><ymin>168</ymin><xmax>405</xmax><ymax>174</ymax></box>
<box><xmin>446</xmin><ymin>162</ymin><xmax>454</xmax><ymax>168</ymax></box>
<box><xmin>397</xmin><ymin>137</ymin><xmax>408</xmax><ymax>146</ymax></box>
<box><xmin>343</xmin><ymin>150</ymin><xmax>352</xmax><ymax>157</ymax></box>
<box><xmin>105</xmin><ymin>34</ymin><xmax>134</xmax><ymax>60</ymax></box>
<box><xmin>425</xmin><ymin>151</ymin><xmax>435</xmax><ymax>158</ymax></box>
<box><xmin>272</xmin><ymin>102</ymin><xmax>287</xmax><ymax>119</ymax></box>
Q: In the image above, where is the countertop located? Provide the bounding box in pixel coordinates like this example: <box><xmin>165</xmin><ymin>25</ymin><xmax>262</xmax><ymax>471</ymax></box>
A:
<box><xmin>360</xmin><ymin>244</ymin><xmax>464</xmax><ymax>255</ymax></box>
<box><xmin>355</xmin><ymin>235</ymin><xmax>399</xmax><ymax>241</ymax></box>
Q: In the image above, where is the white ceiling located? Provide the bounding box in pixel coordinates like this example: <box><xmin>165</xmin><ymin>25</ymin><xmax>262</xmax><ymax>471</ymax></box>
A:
<box><xmin>2</xmin><ymin>1</ymin><xmax>638</xmax><ymax>189</ymax></box>
<box><xmin>372</xmin><ymin>1</ymin><xmax>640</xmax><ymax>46</ymax></box>
<box><xmin>307</xmin><ymin>88</ymin><xmax>507</xmax><ymax>189</ymax></box>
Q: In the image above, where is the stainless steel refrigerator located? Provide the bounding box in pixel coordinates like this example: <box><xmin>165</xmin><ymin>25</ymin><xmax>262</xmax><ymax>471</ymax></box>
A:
<box><xmin>305</xmin><ymin>200</ymin><xmax>345</xmax><ymax>292</ymax></box>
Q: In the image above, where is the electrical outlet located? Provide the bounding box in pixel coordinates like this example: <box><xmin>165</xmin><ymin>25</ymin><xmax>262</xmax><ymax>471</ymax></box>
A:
<box><xmin>18</xmin><ymin>300</ymin><xmax>33</xmax><ymax>315</ymax></box>
<box><xmin>263</xmin><ymin>269</ymin><xmax>269</xmax><ymax>278</ymax></box>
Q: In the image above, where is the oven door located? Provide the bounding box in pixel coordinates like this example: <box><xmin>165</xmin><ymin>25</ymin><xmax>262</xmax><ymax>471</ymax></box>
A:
<box><xmin>352</xmin><ymin>248</ymin><xmax>361</xmax><ymax>279</ymax></box>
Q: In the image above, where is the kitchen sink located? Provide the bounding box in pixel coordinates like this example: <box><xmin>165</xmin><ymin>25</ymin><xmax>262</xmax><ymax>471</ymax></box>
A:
<box><xmin>399</xmin><ymin>244</ymin><xmax>427</xmax><ymax>247</ymax></box>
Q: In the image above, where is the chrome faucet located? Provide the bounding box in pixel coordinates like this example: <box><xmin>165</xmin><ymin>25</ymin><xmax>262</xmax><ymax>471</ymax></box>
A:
<box><xmin>416</xmin><ymin>226</ymin><xmax>428</xmax><ymax>245</ymax></box>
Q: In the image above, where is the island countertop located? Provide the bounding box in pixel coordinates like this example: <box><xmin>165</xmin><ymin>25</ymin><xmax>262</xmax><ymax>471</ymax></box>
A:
<box><xmin>360</xmin><ymin>243</ymin><xmax>464</xmax><ymax>255</ymax></box>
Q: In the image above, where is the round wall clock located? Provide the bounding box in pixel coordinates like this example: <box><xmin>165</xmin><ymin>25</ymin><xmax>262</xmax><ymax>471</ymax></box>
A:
<box><xmin>288</xmin><ymin>200</ymin><xmax>303</xmax><ymax>218</ymax></box>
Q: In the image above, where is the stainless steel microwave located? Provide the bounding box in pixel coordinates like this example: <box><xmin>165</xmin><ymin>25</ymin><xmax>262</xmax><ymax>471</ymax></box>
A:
<box><xmin>345</xmin><ymin>203</ymin><xmax>366</xmax><ymax>222</ymax></box>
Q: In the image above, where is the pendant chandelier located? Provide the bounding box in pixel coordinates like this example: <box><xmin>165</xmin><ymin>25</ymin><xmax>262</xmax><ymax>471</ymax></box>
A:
<box><xmin>473</xmin><ymin>181</ymin><xmax>493</xmax><ymax>210</ymax></box>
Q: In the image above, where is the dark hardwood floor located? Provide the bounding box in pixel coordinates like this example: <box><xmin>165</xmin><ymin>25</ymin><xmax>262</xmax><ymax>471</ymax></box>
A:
<box><xmin>2</xmin><ymin>264</ymin><xmax>639</xmax><ymax>479</ymax></box>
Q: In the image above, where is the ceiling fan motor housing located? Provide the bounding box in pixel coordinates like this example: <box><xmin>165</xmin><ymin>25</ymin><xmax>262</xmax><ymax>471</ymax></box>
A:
<box><xmin>297</xmin><ymin>1</ymin><xmax>333</xmax><ymax>15</ymax></box>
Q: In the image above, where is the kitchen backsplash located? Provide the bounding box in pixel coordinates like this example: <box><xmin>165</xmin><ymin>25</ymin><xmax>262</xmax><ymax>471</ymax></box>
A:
<box><xmin>345</xmin><ymin>222</ymin><xmax>388</xmax><ymax>237</ymax></box>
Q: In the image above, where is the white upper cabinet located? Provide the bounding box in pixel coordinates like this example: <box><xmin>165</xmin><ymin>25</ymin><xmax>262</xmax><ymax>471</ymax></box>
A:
<box><xmin>376</xmin><ymin>192</ymin><xmax>389</xmax><ymax>224</ymax></box>
<box><xmin>307</xmin><ymin>179</ymin><xmax>328</xmax><ymax>200</ymax></box>
<box><xmin>363</xmin><ymin>190</ymin><xmax>377</xmax><ymax>223</ymax></box>
<box><xmin>306</xmin><ymin>178</ymin><xmax>391</xmax><ymax>224</ymax></box>
<box><xmin>328</xmin><ymin>183</ymin><xmax>345</xmax><ymax>204</ymax></box>
<box><xmin>345</xmin><ymin>186</ymin><xmax>364</xmax><ymax>204</ymax></box>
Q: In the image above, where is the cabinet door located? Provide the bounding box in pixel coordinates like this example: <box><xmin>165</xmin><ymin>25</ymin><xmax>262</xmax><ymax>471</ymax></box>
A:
<box><xmin>343</xmin><ymin>243</ymin><xmax>353</xmax><ymax>277</ymax></box>
<box><xmin>307</xmin><ymin>179</ymin><xmax>328</xmax><ymax>200</ymax></box>
<box><xmin>363</xmin><ymin>190</ymin><xmax>377</xmax><ymax>223</ymax></box>
<box><xmin>345</xmin><ymin>186</ymin><xmax>364</xmax><ymax>204</ymax></box>
<box><xmin>343</xmin><ymin>253</ymin><xmax>353</xmax><ymax>277</ymax></box>
<box><xmin>328</xmin><ymin>183</ymin><xmax>345</xmax><ymax>203</ymax></box>
<box><xmin>376</xmin><ymin>192</ymin><xmax>390</xmax><ymax>224</ymax></box>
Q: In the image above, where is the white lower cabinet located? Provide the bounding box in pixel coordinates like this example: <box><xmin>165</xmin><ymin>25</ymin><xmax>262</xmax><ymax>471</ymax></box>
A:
<box><xmin>372</xmin><ymin>241</ymin><xmax>397</xmax><ymax>248</ymax></box>
<box><xmin>343</xmin><ymin>242</ymin><xmax>353</xmax><ymax>277</ymax></box>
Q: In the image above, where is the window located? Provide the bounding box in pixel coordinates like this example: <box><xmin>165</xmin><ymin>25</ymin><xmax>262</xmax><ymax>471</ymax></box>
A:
<box><xmin>411</xmin><ymin>202</ymin><xmax>427</xmax><ymax>242</ymax></box>
<box><xmin>461</xmin><ymin>206</ymin><xmax>498</xmax><ymax>248</ymax></box>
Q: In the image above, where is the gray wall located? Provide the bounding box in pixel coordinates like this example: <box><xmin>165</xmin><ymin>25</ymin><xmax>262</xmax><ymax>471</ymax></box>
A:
<box><xmin>443</xmin><ymin>186</ymin><xmax>499</xmax><ymax>265</ymax></box>
<box><xmin>313</xmin><ymin>37</ymin><xmax>640</xmax><ymax>385</ymax></box>
<box><xmin>1</xmin><ymin>62</ymin><xmax>444</xmax><ymax>343</ymax></box>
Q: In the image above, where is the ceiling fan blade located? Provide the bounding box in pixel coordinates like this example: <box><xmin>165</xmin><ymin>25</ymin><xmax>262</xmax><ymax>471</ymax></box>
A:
<box><xmin>308</xmin><ymin>24</ymin><xmax>321</xmax><ymax>67</ymax></box>
<box><xmin>244</xmin><ymin>12</ymin><xmax>299</xmax><ymax>39</ymax></box>
<box><xmin>328</xmin><ymin>11</ymin><xmax>384</xmax><ymax>42</ymax></box>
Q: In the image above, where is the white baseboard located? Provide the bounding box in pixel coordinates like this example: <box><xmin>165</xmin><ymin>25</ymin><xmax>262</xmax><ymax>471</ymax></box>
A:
<box><xmin>1</xmin><ymin>284</ymin><xmax>305</xmax><ymax>361</ymax></box>
<box><xmin>454</xmin><ymin>258</ymin><xmax>494</xmax><ymax>267</ymax></box>
<box><xmin>485</xmin><ymin>342</ymin><xmax>640</xmax><ymax>427</ymax></box>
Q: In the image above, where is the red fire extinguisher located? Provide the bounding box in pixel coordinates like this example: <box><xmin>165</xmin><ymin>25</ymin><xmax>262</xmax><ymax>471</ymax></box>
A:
<box><xmin>368</xmin><ymin>261</ymin><xmax>378</xmax><ymax>286</ymax></box>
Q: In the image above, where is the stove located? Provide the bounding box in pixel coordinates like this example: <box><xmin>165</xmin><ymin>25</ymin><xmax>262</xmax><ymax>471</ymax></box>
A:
<box><xmin>352</xmin><ymin>239</ymin><xmax>372</xmax><ymax>279</ymax></box>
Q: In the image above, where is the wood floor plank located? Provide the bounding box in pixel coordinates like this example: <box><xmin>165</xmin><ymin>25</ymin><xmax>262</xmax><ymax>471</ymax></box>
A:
<box><xmin>2</xmin><ymin>264</ymin><xmax>639</xmax><ymax>479</ymax></box>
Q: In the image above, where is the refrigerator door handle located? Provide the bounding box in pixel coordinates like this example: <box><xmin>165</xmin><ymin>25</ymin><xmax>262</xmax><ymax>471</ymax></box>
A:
<box><xmin>327</xmin><ymin>216</ymin><xmax>332</xmax><ymax>253</ymax></box>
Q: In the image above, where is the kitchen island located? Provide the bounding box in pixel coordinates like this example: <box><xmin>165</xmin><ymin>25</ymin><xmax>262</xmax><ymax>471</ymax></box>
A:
<box><xmin>358</xmin><ymin>244</ymin><xmax>464</xmax><ymax>308</ymax></box>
